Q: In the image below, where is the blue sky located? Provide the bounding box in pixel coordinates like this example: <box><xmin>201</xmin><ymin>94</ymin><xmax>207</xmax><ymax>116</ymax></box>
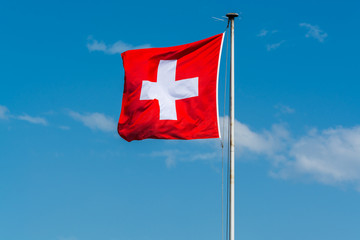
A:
<box><xmin>1</xmin><ymin>0</ymin><xmax>360</xmax><ymax>240</ymax></box>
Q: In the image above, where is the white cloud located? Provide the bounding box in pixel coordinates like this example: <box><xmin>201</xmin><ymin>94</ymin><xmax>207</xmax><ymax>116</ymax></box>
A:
<box><xmin>17</xmin><ymin>114</ymin><xmax>48</xmax><ymax>125</ymax></box>
<box><xmin>149</xmin><ymin>150</ymin><xmax>190</xmax><ymax>168</ymax></box>
<box><xmin>0</xmin><ymin>105</ymin><xmax>9</xmax><ymax>119</ymax></box>
<box><xmin>59</xmin><ymin>125</ymin><xmax>70</xmax><ymax>130</ymax></box>
<box><xmin>220</xmin><ymin>116</ymin><xmax>290</xmax><ymax>159</ymax></box>
<box><xmin>221</xmin><ymin>118</ymin><xmax>360</xmax><ymax>189</ymax></box>
<box><xmin>151</xmin><ymin>150</ymin><xmax>178</xmax><ymax>168</ymax></box>
<box><xmin>221</xmin><ymin>117</ymin><xmax>360</xmax><ymax>188</ymax></box>
<box><xmin>257</xmin><ymin>29</ymin><xmax>278</xmax><ymax>37</ymax></box>
<box><xmin>87</xmin><ymin>37</ymin><xmax>151</xmax><ymax>55</ymax></box>
<box><xmin>275</xmin><ymin>126</ymin><xmax>360</xmax><ymax>188</ymax></box>
<box><xmin>149</xmin><ymin>149</ymin><xmax>219</xmax><ymax>169</ymax></box>
<box><xmin>275</xmin><ymin>104</ymin><xmax>295</xmax><ymax>114</ymax></box>
<box><xmin>299</xmin><ymin>23</ymin><xmax>328</xmax><ymax>42</ymax></box>
<box><xmin>257</xmin><ymin>29</ymin><xmax>269</xmax><ymax>37</ymax></box>
<box><xmin>266</xmin><ymin>40</ymin><xmax>285</xmax><ymax>51</ymax></box>
<box><xmin>68</xmin><ymin>111</ymin><xmax>116</xmax><ymax>132</ymax></box>
<box><xmin>191</xmin><ymin>152</ymin><xmax>218</xmax><ymax>161</ymax></box>
<box><xmin>87</xmin><ymin>39</ymin><xmax>107</xmax><ymax>52</ymax></box>
<box><xmin>0</xmin><ymin>105</ymin><xmax>49</xmax><ymax>126</ymax></box>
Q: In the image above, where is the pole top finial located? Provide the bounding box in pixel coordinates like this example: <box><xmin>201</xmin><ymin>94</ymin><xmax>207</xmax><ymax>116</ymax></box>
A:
<box><xmin>226</xmin><ymin>13</ymin><xmax>239</xmax><ymax>19</ymax></box>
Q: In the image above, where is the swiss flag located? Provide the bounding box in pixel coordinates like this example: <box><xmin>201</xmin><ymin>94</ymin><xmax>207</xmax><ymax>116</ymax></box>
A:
<box><xmin>118</xmin><ymin>33</ymin><xmax>224</xmax><ymax>142</ymax></box>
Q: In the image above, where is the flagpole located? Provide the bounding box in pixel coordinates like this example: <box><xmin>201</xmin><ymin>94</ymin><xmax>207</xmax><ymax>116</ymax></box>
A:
<box><xmin>226</xmin><ymin>12</ymin><xmax>238</xmax><ymax>240</ymax></box>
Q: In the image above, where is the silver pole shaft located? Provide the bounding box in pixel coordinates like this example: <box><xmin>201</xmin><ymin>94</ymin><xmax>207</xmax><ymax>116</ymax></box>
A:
<box><xmin>226</xmin><ymin>12</ymin><xmax>238</xmax><ymax>240</ymax></box>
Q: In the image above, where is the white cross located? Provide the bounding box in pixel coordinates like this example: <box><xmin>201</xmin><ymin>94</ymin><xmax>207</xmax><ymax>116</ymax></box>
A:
<box><xmin>140</xmin><ymin>60</ymin><xmax>199</xmax><ymax>120</ymax></box>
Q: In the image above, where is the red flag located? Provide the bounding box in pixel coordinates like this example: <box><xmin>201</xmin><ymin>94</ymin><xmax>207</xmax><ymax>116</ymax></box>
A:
<box><xmin>118</xmin><ymin>33</ymin><xmax>224</xmax><ymax>142</ymax></box>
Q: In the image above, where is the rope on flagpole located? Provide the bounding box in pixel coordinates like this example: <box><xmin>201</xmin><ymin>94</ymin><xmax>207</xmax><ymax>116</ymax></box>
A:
<box><xmin>221</xmin><ymin>23</ymin><xmax>230</xmax><ymax>240</ymax></box>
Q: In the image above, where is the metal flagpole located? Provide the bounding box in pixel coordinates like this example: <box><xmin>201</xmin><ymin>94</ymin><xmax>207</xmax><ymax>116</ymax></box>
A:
<box><xmin>226</xmin><ymin>12</ymin><xmax>238</xmax><ymax>240</ymax></box>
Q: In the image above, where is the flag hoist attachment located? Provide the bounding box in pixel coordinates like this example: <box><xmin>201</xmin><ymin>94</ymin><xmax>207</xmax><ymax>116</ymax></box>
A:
<box><xmin>226</xmin><ymin>12</ymin><xmax>238</xmax><ymax>240</ymax></box>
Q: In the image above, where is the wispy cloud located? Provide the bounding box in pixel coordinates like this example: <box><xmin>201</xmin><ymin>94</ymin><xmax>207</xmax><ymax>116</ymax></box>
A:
<box><xmin>0</xmin><ymin>105</ymin><xmax>9</xmax><ymax>119</ymax></box>
<box><xmin>0</xmin><ymin>105</ymin><xmax>49</xmax><ymax>125</ymax></box>
<box><xmin>266</xmin><ymin>40</ymin><xmax>285</xmax><ymax>51</ymax></box>
<box><xmin>257</xmin><ymin>29</ymin><xmax>278</xmax><ymax>37</ymax></box>
<box><xmin>150</xmin><ymin>150</ymin><xmax>179</xmax><ymax>168</ymax></box>
<box><xmin>257</xmin><ymin>29</ymin><xmax>269</xmax><ymax>37</ymax></box>
<box><xmin>87</xmin><ymin>36</ymin><xmax>151</xmax><ymax>55</ymax></box>
<box><xmin>17</xmin><ymin>114</ymin><xmax>48</xmax><ymax>125</ymax></box>
<box><xmin>59</xmin><ymin>125</ymin><xmax>70</xmax><ymax>130</ymax></box>
<box><xmin>68</xmin><ymin>110</ymin><xmax>116</xmax><ymax>132</ymax></box>
<box><xmin>211</xmin><ymin>16</ymin><xmax>226</xmax><ymax>22</ymax></box>
<box><xmin>149</xmin><ymin>149</ymin><xmax>219</xmax><ymax>169</ymax></box>
<box><xmin>275</xmin><ymin>104</ymin><xmax>295</xmax><ymax>114</ymax></box>
<box><xmin>299</xmin><ymin>23</ymin><xmax>328</xmax><ymax>42</ymax></box>
<box><xmin>257</xmin><ymin>29</ymin><xmax>282</xmax><ymax>51</ymax></box>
